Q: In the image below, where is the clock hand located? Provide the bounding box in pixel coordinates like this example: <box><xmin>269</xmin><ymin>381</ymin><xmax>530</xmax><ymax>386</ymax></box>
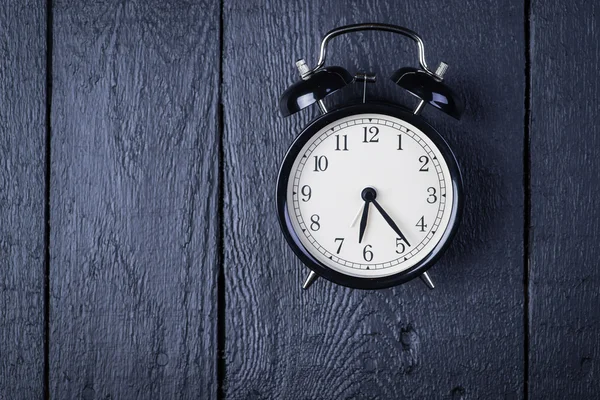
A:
<box><xmin>358</xmin><ymin>200</ymin><xmax>370</xmax><ymax>244</ymax></box>
<box><xmin>350</xmin><ymin>204</ymin><xmax>364</xmax><ymax>227</ymax></box>
<box><xmin>358</xmin><ymin>187</ymin><xmax>378</xmax><ymax>243</ymax></box>
<box><xmin>371</xmin><ymin>198</ymin><xmax>411</xmax><ymax>247</ymax></box>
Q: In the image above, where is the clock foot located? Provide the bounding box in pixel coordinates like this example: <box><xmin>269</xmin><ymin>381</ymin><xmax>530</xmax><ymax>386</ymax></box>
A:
<box><xmin>419</xmin><ymin>272</ymin><xmax>435</xmax><ymax>290</ymax></box>
<box><xmin>302</xmin><ymin>270</ymin><xmax>319</xmax><ymax>290</ymax></box>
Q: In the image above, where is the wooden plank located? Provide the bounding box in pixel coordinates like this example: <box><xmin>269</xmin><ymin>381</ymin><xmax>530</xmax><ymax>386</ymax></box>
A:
<box><xmin>223</xmin><ymin>0</ymin><xmax>525</xmax><ymax>398</ymax></box>
<box><xmin>529</xmin><ymin>2</ymin><xmax>600</xmax><ymax>398</ymax></box>
<box><xmin>49</xmin><ymin>1</ymin><xmax>220</xmax><ymax>397</ymax></box>
<box><xmin>0</xmin><ymin>1</ymin><xmax>46</xmax><ymax>397</ymax></box>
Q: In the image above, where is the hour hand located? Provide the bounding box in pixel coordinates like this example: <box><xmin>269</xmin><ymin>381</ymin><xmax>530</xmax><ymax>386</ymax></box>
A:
<box><xmin>371</xmin><ymin>199</ymin><xmax>411</xmax><ymax>247</ymax></box>
<box><xmin>358</xmin><ymin>201</ymin><xmax>370</xmax><ymax>244</ymax></box>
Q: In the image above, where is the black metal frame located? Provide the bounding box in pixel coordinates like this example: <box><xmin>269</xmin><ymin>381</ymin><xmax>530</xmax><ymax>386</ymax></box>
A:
<box><xmin>276</xmin><ymin>103</ymin><xmax>464</xmax><ymax>289</ymax></box>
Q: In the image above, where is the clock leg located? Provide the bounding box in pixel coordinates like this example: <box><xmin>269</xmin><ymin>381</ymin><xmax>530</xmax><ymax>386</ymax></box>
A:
<box><xmin>419</xmin><ymin>272</ymin><xmax>435</xmax><ymax>290</ymax></box>
<box><xmin>302</xmin><ymin>270</ymin><xmax>319</xmax><ymax>290</ymax></box>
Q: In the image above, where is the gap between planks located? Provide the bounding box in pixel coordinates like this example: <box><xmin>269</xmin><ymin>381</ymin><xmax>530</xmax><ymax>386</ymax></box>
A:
<box><xmin>217</xmin><ymin>0</ymin><xmax>227</xmax><ymax>398</ymax></box>
<box><xmin>43</xmin><ymin>0</ymin><xmax>54</xmax><ymax>399</ymax></box>
<box><xmin>523</xmin><ymin>0</ymin><xmax>533</xmax><ymax>398</ymax></box>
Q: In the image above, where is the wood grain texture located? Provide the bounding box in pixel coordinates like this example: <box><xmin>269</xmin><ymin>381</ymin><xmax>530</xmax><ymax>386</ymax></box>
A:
<box><xmin>49</xmin><ymin>1</ymin><xmax>220</xmax><ymax>398</ymax></box>
<box><xmin>0</xmin><ymin>1</ymin><xmax>46</xmax><ymax>397</ymax></box>
<box><xmin>223</xmin><ymin>0</ymin><xmax>525</xmax><ymax>398</ymax></box>
<box><xmin>529</xmin><ymin>1</ymin><xmax>600</xmax><ymax>398</ymax></box>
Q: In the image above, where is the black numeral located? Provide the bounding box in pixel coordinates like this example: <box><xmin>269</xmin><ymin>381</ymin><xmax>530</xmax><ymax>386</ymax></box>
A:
<box><xmin>419</xmin><ymin>155</ymin><xmax>429</xmax><ymax>171</ymax></box>
<box><xmin>310</xmin><ymin>214</ymin><xmax>321</xmax><ymax>231</ymax></box>
<box><xmin>397</xmin><ymin>134</ymin><xmax>403</xmax><ymax>150</ymax></box>
<box><xmin>362</xmin><ymin>126</ymin><xmax>379</xmax><ymax>143</ymax></box>
<box><xmin>335</xmin><ymin>135</ymin><xmax>348</xmax><ymax>151</ymax></box>
<box><xmin>395</xmin><ymin>238</ymin><xmax>406</xmax><ymax>254</ymax></box>
<box><xmin>416</xmin><ymin>216</ymin><xmax>427</xmax><ymax>232</ymax></box>
<box><xmin>313</xmin><ymin>156</ymin><xmax>328</xmax><ymax>172</ymax></box>
<box><xmin>363</xmin><ymin>244</ymin><xmax>373</xmax><ymax>262</ymax></box>
<box><xmin>427</xmin><ymin>187</ymin><xmax>437</xmax><ymax>204</ymax></box>
<box><xmin>301</xmin><ymin>185</ymin><xmax>311</xmax><ymax>202</ymax></box>
<box><xmin>334</xmin><ymin>238</ymin><xmax>344</xmax><ymax>254</ymax></box>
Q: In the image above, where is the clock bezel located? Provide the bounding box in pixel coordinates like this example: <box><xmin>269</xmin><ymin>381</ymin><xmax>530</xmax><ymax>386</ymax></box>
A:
<box><xmin>276</xmin><ymin>102</ymin><xmax>463</xmax><ymax>289</ymax></box>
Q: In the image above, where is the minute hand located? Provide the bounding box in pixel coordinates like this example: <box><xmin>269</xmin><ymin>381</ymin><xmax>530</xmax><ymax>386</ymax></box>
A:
<box><xmin>371</xmin><ymin>199</ymin><xmax>411</xmax><ymax>247</ymax></box>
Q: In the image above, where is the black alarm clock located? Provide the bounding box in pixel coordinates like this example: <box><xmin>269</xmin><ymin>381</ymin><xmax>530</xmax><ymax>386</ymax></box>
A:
<box><xmin>276</xmin><ymin>23</ymin><xmax>464</xmax><ymax>290</ymax></box>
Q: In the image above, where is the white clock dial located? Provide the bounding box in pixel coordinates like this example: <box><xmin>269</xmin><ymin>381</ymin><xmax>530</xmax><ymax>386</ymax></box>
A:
<box><xmin>286</xmin><ymin>113</ymin><xmax>455</xmax><ymax>278</ymax></box>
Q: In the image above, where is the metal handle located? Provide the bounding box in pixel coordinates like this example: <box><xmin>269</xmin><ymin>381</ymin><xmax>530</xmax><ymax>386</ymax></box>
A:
<box><xmin>302</xmin><ymin>23</ymin><xmax>438</xmax><ymax>78</ymax></box>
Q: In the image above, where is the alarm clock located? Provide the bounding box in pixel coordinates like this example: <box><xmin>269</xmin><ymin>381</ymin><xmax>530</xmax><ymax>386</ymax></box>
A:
<box><xmin>276</xmin><ymin>23</ymin><xmax>464</xmax><ymax>290</ymax></box>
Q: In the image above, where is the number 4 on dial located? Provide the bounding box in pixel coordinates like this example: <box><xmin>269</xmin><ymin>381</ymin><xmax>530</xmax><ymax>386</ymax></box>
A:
<box><xmin>416</xmin><ymin>216</ymin><xmax>427</xmax><ymax>232</ymax></box>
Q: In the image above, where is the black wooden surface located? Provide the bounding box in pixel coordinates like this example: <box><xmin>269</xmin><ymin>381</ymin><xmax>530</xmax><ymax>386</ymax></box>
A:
<box><xmin>0</xmin><ymin>1</ymin><xmax>46</xmax><ymax>397</ymax></box>
<box><xmin>48</xmin><ymin>1</ymin><xmax>220</xmax><ymax>398</ymax></box>
<box><xmin>0</xmin><ymin>0</ymin><xmax>599</xmax><ymax>398</ymax></box>
<box><xmin>223</xmin><ymin>1</ymin><xmax>525</xmax><ymax>398</ymax></box>
<box><xmin>529</xmin><ymin>1</ymin><xmax>600</xmax><ymax>398</ymax></box>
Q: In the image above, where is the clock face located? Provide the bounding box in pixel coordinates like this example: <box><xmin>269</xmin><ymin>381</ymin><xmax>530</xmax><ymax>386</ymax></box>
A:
<box><xmin>279</xmin><ymin>108</ymin><xmax>460</xmax><ymax>284</ymax></box>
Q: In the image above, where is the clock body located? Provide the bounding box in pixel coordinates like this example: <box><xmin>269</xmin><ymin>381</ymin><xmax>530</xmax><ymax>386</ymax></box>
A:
<box><xmin>276</xmin><ymin>103</ymin><xmax>463</xmax><ymax>289</ymax></box>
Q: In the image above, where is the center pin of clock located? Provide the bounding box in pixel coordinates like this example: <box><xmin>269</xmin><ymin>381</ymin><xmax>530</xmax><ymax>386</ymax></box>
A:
<box><xmin>361</xmin><ymin>187</ymin><xmax>377</xmax><ymax>201</ymax></box>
